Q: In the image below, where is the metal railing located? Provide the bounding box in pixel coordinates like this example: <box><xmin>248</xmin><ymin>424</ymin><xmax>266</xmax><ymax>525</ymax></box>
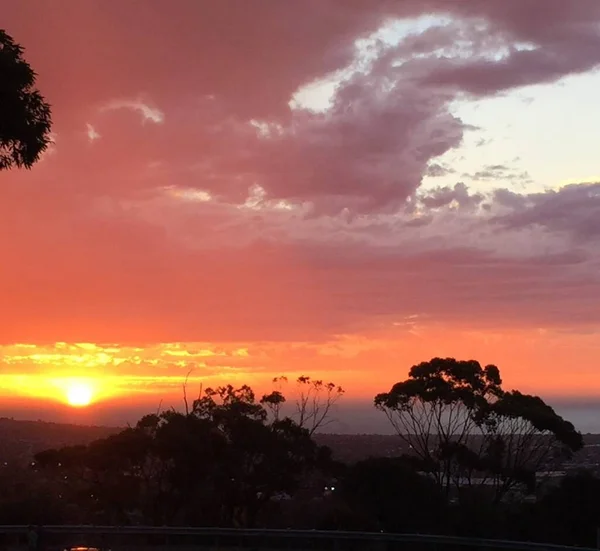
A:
<box><xmin>0</xmin><ymin>526</ymin><xmax>594</xmax><ymax>551</ymax></box>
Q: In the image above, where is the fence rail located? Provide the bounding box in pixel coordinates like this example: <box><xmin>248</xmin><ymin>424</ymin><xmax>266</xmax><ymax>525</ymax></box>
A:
<box><xmin>0</xmin><ymin>526</ymin><xmax>594</xmax><ymax>551</ymax></box>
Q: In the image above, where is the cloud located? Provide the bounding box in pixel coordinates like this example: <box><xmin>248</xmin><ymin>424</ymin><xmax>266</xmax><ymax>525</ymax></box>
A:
<box><xmin>465</xmin><ymin>164</ymin><xmax>532</xmax><ymax>184</ymax></box>
<box><xmin>103</xmin><ymin>99</ymin><xmax>165</xmax><ymax>125</ymax></box>
<box><xmin>231</xmin><ymin>76</ymin><xmax>464</xmax><ymax>214</ymax></box>
<box><xmin>86</xmin><ymin>123</ymin><xmax>100</xmax><ymax>142</ymax></box>
<box><xmin>492</xmin><ymin>183</ymin><xmax>600</xmax><ymax>241</ymax></box>
<box><xmin>425</xmin><ymin>162</ymin><xmax>455</xmax><ymax>178</ymax></box>
<box><xmin>1</xmin><ymin>1</ymin><xmax>600</xmax><ymax>346</ymax></box>
<box><xmin>419</xmin><ymin>182</ymin><xmax>483</xmax><ymax>210</ymax></box>
<box><xmin>417</xmin><ymin>1</ymin><xmax>600</xmax><ymax>94</ymax></box>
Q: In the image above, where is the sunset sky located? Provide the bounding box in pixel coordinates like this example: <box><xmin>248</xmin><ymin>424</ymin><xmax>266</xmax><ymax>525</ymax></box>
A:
<box><xmin>2</xmin><ymin>1</ymin><xmax>600</xmax><ymax>432</ymax></box>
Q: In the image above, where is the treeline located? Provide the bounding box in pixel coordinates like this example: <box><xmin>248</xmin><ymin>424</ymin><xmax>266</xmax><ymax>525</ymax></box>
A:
<box><xmin>1</xmin><ymin>359</ymin><xmax>599</xmax><ymax>547</ymax></box>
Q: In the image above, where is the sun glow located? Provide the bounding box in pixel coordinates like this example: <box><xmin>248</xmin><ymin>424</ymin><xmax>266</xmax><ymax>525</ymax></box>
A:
<box><xmin>65</xmin><ymin>381</ymin><xmax>94</xmax><ymax>407</ymax></box>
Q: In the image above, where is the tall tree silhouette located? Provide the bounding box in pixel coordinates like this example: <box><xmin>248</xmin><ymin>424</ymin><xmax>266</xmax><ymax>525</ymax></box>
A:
<box><xmin>375</xmin><ymin>357</ymin><xmax>582</xmax><ymax>501</ymax></box>
<box><xmin>0</xmin><ymin>29</ymin><xmax>52</xmax><ymax>170</ymax></box>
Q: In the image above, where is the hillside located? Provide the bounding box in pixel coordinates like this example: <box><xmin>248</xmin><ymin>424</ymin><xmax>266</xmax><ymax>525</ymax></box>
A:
<box><xmin>2</xmin><ymin>418</ymin><xmax>600</xmax><ymax>470</ymax></box>
<box><xmin>0</xmin><ymin>417</ymin><xmax>119</xmax><ymax>465</ymax></box>
<box><xmin>0</xmin><ymin>418</ymin><xmax>409</xmax><ymax>465</ymax></box>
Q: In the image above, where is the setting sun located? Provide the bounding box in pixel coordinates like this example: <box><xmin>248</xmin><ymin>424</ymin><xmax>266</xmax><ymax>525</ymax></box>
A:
<box><xmin>65</xmin><ymin>382</ymin><xmax>94</xmax><ymax>407</ymax></box>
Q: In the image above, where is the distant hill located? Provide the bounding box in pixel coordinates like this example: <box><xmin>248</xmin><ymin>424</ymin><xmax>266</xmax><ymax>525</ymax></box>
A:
<box><xmin>314</xmin><ymin>433</ymin><xmax>411</xmax><ymax>463</ymax></box>
<box><xmin>2</xmin><ymin>417</ymin><xmax>600</xmax><ymax>469</ymax></box>
<box><xmin>0</xmin><ymin>417</ymin><xmax>119</xmax><ymax>465</ymax></box>
<box><xmin>0</xmin><ymin>418</ymin><xmax>409</xmax><ymax>465</ymax></box>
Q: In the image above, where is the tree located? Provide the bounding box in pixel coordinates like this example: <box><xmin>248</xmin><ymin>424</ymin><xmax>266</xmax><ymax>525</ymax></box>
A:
<box><xmin>35</xmin><ymin>383</ymin><xmax>334</xmax><ymax>527</ymax></box>
<box><xmin>260</xmin><ymin>390</ymin><xmax>286</xmax><ymax>422</ymax></box>
<box><xmin>0</xmin><ymin>29</ymin><xmax>52</xmax><ymax>170</ymax></box>
<box><xmin>263</xmin><ymin>375</ymin><xmax>345</xmax><ymax>435</ymax></box>
<box><xmin>374</xmin><ymin>357</ymin><xmax>582</xmax><ymax>502</ymax></box>
<box><xmin>192</xmin><ymin>384</ymin><xmax>329</xmax><ymax>526</ymax></box>
<box><xmin>34</xmin><ymin>428</ymin><xmax>157</xmax><ymax>524</ymax></box>
<box><xmin>482</xmin><ymin>390</ymin><xmax>583</xmax><ymax>499</ymax></box>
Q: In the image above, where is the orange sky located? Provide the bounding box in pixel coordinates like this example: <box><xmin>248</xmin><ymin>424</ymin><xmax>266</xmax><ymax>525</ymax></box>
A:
<box><xmin>2</xmin><ymin>329</ymin><xmax>600</xmax><ymax>431</ymax></box>
<box><xmin>2</xmin><ymin>1</ymin><xmax>600</xmax><ymax>432</ymax></box>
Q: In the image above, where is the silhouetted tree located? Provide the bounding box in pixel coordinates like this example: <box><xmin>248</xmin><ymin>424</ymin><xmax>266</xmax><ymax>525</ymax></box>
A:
<box><xmin>35</xmin><ymin>432</ymin><xmax>149</xmax><ymax>523</ymax></box>
<box><xmin>482</xmin><ymin>390</ymin><xmax>583</xmax><ymax>500</ymax></box>
<box><xmin>260</xmin><ymin>389</ymin><xmax>286</xmax><ymax>422</ymax></box>
<box><xmin>192</xmin><ymin>384</ymin><xmax>329</xmax><ymax>526</ymax></box>
<box><xmin>375</xmin><ymin>357</ymin><xmax>582</xmax><ymax>502</ymax></box>
<box><xmin>35</xmin><ymin>383</ymin><xmax>334</xmax><ymax>527</ymax></box>
<box><xmin>0</xmin><ymin>29</ymin><xmax>52</xmax><ymax>170</ymax></box>
<box><xmin>264</xmin><ymin>375</ymin><xmax>345</xmax><ymax>434</ymax></box>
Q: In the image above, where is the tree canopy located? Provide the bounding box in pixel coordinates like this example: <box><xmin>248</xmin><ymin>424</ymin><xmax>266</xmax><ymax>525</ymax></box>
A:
<box><xmin>261</xmin><ymin>375</ymin><xmax>345</xmax><ymax>434</ymax></box>
<box><xmin>34</xmin><ymin>383</ymin><xmax>338</xmax><ymax>526</ymax></box>
<box><xmin>0</xmin><ymin>29</ymin><xmax>52</xmax><ymax>170</ymax></box>
<box><xmin>375</xmin><ymin>357</ymin><xmax>583</xmax><ymax>501</ymax></box>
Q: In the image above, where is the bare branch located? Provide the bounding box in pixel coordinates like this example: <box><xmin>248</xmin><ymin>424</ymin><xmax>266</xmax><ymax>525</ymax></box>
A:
<box><xmin>182</xmin><ymin>368</ymin><xmax>193</xmax><ymax>415</ymax></box>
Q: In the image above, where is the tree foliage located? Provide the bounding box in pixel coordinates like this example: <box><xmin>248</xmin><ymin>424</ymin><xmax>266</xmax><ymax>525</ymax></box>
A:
<box><xmin>34</xmin><ymin>383</ymin><xmax>332</xmax><ymax>526</ymax></box>
<box><xmin>263</xmin><ymin>375</ymin><xmax>345</xmax><ymax>435</ymax></box>
<box><xmin>0</xmin><ymin>29</ymin><xmax>52</xmax><ymax>170</ymax></box>
<box><xmin>375</xmin><ymin>357</ymin><xmax>582</xmax><ymax>501</ymax></box>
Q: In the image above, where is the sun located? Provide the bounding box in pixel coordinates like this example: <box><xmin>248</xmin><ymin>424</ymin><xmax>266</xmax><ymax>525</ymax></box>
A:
<box><xmin>65</xmin><ymin>381</ymin><xmax>94</xmax><ymax>407</ymax></box>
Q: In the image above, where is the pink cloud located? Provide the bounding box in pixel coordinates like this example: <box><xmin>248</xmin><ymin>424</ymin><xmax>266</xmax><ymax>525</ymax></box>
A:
<box><xmin>1</xmin><ymin>1</ymin><xmax>600</xmax><ymax>345</ymax></box>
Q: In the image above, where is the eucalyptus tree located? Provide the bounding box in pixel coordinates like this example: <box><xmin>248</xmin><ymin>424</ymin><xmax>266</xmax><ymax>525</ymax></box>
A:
<box><xmin>262</xmin><ymin>375</ymin><xmax>345</xmax><ymax>434</ymax></box>
<box><xmin>375</xmin><ymin>357</ymin><xmax>582</xmax><ymax>501</ymax></box>
<box><xmin>1</xmin><ymin>29</ymin><xmax>52</xmax><ymax>170</ymax></box>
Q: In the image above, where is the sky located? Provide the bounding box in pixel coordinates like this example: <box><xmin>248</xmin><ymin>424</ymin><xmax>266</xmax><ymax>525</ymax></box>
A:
<box><xmin>2</xmin><ymin>0</ymin><xmax>600</xmax><ymax>432</ymax></box>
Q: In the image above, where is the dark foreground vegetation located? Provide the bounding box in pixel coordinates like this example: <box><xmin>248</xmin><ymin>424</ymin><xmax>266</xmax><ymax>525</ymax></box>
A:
<box><xmin>1</xmin><ymin>359</ymin><xmax>598</xmax><ymax>547</ymax></box>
